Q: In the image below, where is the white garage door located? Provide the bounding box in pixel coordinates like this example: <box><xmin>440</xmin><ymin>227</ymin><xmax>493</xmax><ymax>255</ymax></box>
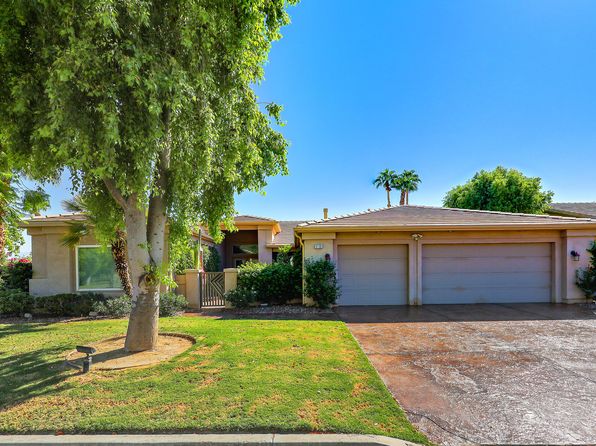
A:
<box><xmin>422</xmin><ymin>243</ymin><xmax>552</xmax><ymax>304</ymax></box>
<box><xmin>337</xmin><ymin>245</ymin><xmax>408</xmax><ymax>305</ymax></box>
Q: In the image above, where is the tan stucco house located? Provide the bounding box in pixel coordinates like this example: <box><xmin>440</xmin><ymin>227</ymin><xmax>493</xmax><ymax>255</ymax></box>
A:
<box><xmin>296</xmin><ymin>205</ymin><xmax>596</xmax><ymax>306</ymax></box>
<box><xmin>22</xmin><ymin>205</ymin><xmax>596</xmax><ymax>306</ymax></box>
<box><xmin>22</xmin><ymin>214</ymin><xmax>301</xmax><ymax>297</ymax></box>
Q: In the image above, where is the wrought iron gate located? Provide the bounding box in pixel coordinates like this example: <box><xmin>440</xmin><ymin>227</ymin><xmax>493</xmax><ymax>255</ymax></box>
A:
<box><xmin>199</xmin><ymin>272</ymin><xmax>225</xmax><ymax>308</ymax></box>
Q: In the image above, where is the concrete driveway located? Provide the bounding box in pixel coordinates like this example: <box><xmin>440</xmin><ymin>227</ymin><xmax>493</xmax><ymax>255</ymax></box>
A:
<box><xmin>337</xmin><ymin>304</ymin><xmax>596</xmax><ymax>446</ymax></box>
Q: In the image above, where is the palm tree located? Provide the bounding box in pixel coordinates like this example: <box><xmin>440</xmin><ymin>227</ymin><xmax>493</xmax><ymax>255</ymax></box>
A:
<box><xmin>61</xmin><ymin>197</ymin><xmax>132</xmax><ymax>296</ymax></box>
<box><xmin>373</xmin><ymin>169</ymin><xmax>399</xmax><ymax>207</ymax></box>
<box><xmin>396</xmin><ymin>170</ymin><xmax>421</xmax><ymax>205</ymax></box>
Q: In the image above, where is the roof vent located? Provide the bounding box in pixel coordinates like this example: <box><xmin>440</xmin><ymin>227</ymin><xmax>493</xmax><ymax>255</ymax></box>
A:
<box><xmin>323</xmin><ymin>208</ymin><xmax>329</xmax><ymax>220</ymax></box>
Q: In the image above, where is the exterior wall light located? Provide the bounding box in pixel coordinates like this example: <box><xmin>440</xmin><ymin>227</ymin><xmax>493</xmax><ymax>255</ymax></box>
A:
<box><xmin>571</xmin><ymin>250</ymin><xmax>581</xmax><ymax>261</ymax></box>
<box><xmin>313</xmin><ymin>243</ymin><xmax>324</xmax><ymax>249</ymax></box>
<box><xmin>324</xmin><ymin>253</ymin><xmax>331</xmax><ymax>262</ymax></box>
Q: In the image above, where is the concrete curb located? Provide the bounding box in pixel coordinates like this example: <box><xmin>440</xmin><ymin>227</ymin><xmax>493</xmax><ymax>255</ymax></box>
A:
<box><xmin>0</xmin><ymin>434</ymin><xmax>419</xmax><ymax>446</ymax></box>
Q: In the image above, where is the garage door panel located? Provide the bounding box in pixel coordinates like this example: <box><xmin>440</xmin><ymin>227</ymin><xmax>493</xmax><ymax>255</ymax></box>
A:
<box><xmin>338</xmin><ymin>245</ymin><xmax>408</xmax><ymax>306</ymax></box>
<box><xmin>340</xmin><ymin>258</ymin><xmax>408</xmax><ymax>275</ymax></box>
<box><xmin>422</xmin><ymin>286</ymin><xmax>551</xmax><ymax>304</ymax></box>
<box><xmin>422</xmin><ymin>243</ymin><xmax>552</xmax><ymax>304</ymax></box>
<box><xmin>423</xmin><ymin>271</ymin><xmax>552</xmax><ymax>289</ymax></box>
<box><xmin>423</xmin><ymin>257</ymin><xmax>551</xmax><ymax>274</ymax></box>
<box><xmin>425</xmin><ymin>243</ymin><xmax>551</xmax><ymax>258</ymax></box>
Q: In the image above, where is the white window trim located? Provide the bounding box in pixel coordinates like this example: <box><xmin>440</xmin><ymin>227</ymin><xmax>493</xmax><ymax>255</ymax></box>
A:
<box><xmin>75</xmin><ymin>245</ymin><xmax>123</xmax><ymax>292</ymax></box>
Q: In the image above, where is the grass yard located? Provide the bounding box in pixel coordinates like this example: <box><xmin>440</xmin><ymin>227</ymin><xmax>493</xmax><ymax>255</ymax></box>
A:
<box><xmin>0</xmin><ymin>317</ymin><xmax>428</xmax><ymax>444</ymax></box>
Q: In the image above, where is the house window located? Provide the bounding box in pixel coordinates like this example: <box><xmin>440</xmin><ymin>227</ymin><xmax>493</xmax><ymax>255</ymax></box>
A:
<box><xmin>232</xmin><ymin>244</ymin><xmax>258</xmax><ymax>255</ymax></box>
<box><xmin>235</xmin><ymin>259</ymin><xmax>244</xmax><ymax>267</ymax></box>
<box><xmin>76</xmin><ymin>246</ymin><xmax>122</xmax><ymax>291</ymax></box>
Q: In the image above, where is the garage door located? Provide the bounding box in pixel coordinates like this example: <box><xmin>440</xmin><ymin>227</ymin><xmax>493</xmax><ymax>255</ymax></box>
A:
<box><xmin>338</xmin><ymin>245</ymin><xmax>408</xmax><ymax>305</ymax></box>
<box><xmin>422</xmin><ymin>243</ymin><xmax>552</xmax><ymax>304</ymax></box>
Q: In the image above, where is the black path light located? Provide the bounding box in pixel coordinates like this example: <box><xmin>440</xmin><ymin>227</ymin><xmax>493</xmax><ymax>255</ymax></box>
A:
<box><xmin>76</xmin><ymin>345</ymin><xmax>97</xmax><ymax>373</ymax></box>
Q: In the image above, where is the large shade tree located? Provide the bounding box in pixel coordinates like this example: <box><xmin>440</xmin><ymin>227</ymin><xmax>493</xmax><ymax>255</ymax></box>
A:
<box><xmin>443</xmin><ymin>166</ymin><xmax>554</xmax><ymax>214</ymax></box>
<box><xmin>0</xmin><ymin>0</ymin><xmax>296</xmax><ymax>351</ymax></box>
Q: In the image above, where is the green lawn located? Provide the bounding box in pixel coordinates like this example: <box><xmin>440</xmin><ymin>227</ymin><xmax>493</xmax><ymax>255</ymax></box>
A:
<box><xmin>0</xmin><ymin>317</ymin><xmax>428</xmax><ymax>443</ymax></box>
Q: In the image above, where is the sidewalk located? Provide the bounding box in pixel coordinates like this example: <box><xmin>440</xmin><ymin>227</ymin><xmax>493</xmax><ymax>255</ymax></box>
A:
<box><xmin>0</xmin><ymin>434</ymin><xmax>419</xmax><ymax>446</ymax></box>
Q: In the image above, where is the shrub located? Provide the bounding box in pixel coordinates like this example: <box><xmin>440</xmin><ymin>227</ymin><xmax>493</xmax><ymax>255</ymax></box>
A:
<box><xmin>34</xmin><ymin>293</ymin><xmax>106</xmax><ymax>317</ymax></box>
<box><xmin>304</xmin><ymin>258</ymin><xmax>340</xmax><ymax>308</ymax></box>
<box><xmin>224</xmin><ymin>287</ymin><xmax>257</xmax><ymax>309</ymax></box>
<box><xmin>203</xmin><ymin>246</ymin><xmax>221</xmax><ymax>272</ymax></box>
<box><xmin>159</xmin><ymin>291</ymin><xmax>187</xmax><ymax>316</ymax></box>
<box><xmin>576</xmin><ymin>241</ymin><xmax>596</xmax><ymax>300</ymax></box>
<box><xmin>0</xmin><ymin>289</ymin><xmax>34</xmax><ymax>316</ymax></box>
<box><xmin>0</xmin><ymin>258</ymin><xmax>33</xmax><ymax>292</ymax></box>
<box><xmin>237</xmin><ymin>260</ymin><xmax>301</xmax><ymax>305</ymax></box>
<box><xmin>92</xmin><ymin>295</ymin><xmax>132</xmax><ymax>318</ymax></box>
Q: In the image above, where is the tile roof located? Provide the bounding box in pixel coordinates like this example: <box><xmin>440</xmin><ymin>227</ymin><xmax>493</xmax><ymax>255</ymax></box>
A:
<box><xmin>298</xmin><ymin>205</ymin><xmax>596</xmax><ymax>229</ymax></box>
<box><xmin>233</xmin><ymin>215</ymin><xmax>277</xmax><ymax>223</ymax></box>
<box><xmin>271</xmin><ymin>221</ymin><xmax>305</xmax><ymax>245</ymax></box>
<box><xmin>23</xmin><ymin>212</ymin><xmax>87</xmax><ymax>224</ymax></box>
<box><xmin>547</xmin><ymin>202</ymin><xmax>596</xmax><ymax>218</ymax></box>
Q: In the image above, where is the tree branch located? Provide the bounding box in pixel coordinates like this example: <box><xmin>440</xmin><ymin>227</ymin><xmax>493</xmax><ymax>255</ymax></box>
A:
<box><xmin>103</xmin><ymin>178</ymin><xmax>128</xmax><ymax>209</ymax></box>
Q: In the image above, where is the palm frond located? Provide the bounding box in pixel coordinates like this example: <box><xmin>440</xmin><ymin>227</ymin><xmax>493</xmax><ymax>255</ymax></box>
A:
<box><xmin>60</xmin><ymin>221</ymin><xmax>90</xmax><ymax>247</ymax></box>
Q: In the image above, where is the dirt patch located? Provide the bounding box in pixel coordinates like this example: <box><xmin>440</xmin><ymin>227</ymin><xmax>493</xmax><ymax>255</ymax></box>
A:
<box><xmin>66</xmin><ymin>333</ymin><xmax>195</xmax><ymax>371</ymax></box>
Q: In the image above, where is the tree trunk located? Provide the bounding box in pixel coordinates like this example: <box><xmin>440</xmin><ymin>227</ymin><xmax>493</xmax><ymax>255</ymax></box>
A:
<box><xmin>399</xmin><ymin>190</ymin><xmax>406</xmax><ymax>206</ymax></box>
<box><xmin>122</xmin><ymin>203</ymin><xmax>158</xmax><ymax>352</ymax></box>
<box><xmin>0</xmin><ymin>220</ymin><xmax>6</xmax><ymax>265</ymax></box>
<box><xmin>111</xmin><ymin>229</ymin><xmax>132</xmax><ymax>296</ymax></box>
<box><xmin>405</xmin><ymin>190</ymin><xmax>409</xmax><ymax>205</ymax></box>
<box><xmin>385</xmin><ymin>188</ymin><xmax>391</xmax><ymax>207</ymax></box>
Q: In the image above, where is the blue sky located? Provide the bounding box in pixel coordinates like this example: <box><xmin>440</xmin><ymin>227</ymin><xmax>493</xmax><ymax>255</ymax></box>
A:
<box><xmin>21</xmin><ymin>0</ymin><xmax>596</xmax><ymax>253</ymax></box>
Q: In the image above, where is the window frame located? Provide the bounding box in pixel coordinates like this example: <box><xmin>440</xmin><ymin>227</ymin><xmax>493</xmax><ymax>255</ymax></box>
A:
<box><xmin>75</xmin><ymin>245</ymin><xmax>123</xmax><ymax>292</ymax></box>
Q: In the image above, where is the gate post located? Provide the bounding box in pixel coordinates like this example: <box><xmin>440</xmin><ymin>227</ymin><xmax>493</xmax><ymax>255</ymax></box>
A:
<box><xmin>184</xmin><ymin>268</ymin><xmax>201</xmax><ymax>309</ymax></box>
<box><xmin>223</xmin><ymin>268</ymin><xmax>238</xmax><ymax>308</ymax></box>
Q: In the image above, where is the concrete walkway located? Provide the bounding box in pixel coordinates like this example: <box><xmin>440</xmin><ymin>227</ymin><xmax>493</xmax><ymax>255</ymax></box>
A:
<box><xmin>0</xmin><ymin>434</ymin><xmax>418</xmax><ymax>446</ymax></box>
<box><xmin>338</xmin><ymin>303</ymin><xmax>596</xmax><ymax>446</ymax></box>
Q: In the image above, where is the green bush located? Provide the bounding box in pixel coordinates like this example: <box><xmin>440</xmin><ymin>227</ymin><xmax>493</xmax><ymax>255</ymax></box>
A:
<box><xmin>224</xmin><ymin>287</ymin><xmax>257</xmax><ymax>309</ymax></box>
<box><xmin>237</xmin><ymin>259</ymin><xmax>302</xmax><ymax>305</ymax></box>
<box><xmin>159</xmin><ymin>292</ymin><xmax>187</xmax><ymax>316</ymax></box>
<box><xmin>0</xmin><ymin>289</ymin><xmax>34</xmax><ymax>316</ymax></box>
<box><xmin>92</xmin><ymin>295</ymin><xmax>132</xmax><ymax>318</ymax></box>
<box><xmin>576</xmin><ymin>241</ymin><xmax>596</xmax><ymax>300</ymax></box>
<box><xmin>203</xmin><ymin>246</ymin><xmax>221</xmax><ymax>272</ymax></box>
<box><xmin>34</xmin><ymin>293</ymin><xmax>107</xmax><ymax>317</ymax></box>
<box><xmin>304</xmin><ymin>258</ymin><xmax>340</xmax><ymax>308</ymax></box>
<box><xmin>0</xmin><ymin>258</ymin><xmax>33</xmax><ymax>292</ymax></box>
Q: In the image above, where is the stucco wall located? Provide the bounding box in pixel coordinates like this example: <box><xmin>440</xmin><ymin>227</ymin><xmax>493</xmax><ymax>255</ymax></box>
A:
<box><xmin>27</xmin><ymin>226</ymin><xmax>125</xmax><ymax>297</ymax></box>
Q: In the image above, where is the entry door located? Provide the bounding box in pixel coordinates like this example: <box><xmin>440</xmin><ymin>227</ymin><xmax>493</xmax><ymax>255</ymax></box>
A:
<box><xmin>422</xmin><ymin>243</ymin><xmax>552</xmax><ymax>304</ymax></box>
<box><xmin>337</xmin><ymin>245</ymin><xmax>408</xmax><ymax>305</ymax></box>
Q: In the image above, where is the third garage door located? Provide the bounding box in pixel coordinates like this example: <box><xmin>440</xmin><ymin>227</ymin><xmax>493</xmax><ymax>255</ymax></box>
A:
<box><xmin>422</xmin><ymin>243</ymin><xmax>552</xmax><ymax>304</ymax></box>
<box><xmin>338</xmin><ymin>244</ymin><xmax>408</xmax><ymax>305</ymax></box>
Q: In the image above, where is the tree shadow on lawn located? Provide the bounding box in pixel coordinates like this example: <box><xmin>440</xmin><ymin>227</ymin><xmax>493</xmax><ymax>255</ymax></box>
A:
<box><xmin>0</xmin><ymin>337</ymin><xmax>78</xmax><ymax>413</ymax></box>
<box><xmin>0</xmin><ymin>321</ymin><xmax>60</xmax><ymax>337</ymax></box>
<box><xmin>184</xmin><ymin>308</ymin><xmax>340</xmax><ymax>321</ymax></box>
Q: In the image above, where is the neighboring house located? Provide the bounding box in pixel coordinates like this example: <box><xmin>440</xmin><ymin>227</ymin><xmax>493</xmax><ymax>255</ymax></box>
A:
<box><xmin>547</xmin><ymin>202</ymin><xmax>596</xmax><ymax>219</ymax></box>
<box><xmin>296</xmin><ymin>205</ymin><xmax>596</xmax><ymax>306</ymax></box>
<box><xmin>21</xmin><ymin>213</ymin><xmax>302</xmax><ymax>296</ymax></box>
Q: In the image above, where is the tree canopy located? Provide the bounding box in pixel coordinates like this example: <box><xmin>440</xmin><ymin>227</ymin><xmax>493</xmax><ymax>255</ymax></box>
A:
<box><xmin>0</xmin><ymin>0</ymin><xmax>297</xmax><ymax>350</ymax></box>
<box><xmin>443</xmin><ymin>166</ymin><xmax>554</xmax><ymax>214</ymax></box>
<box><xmin>0</xmin><ymin>152</ymin><xmax>49</xmax><ymax>263</ymax></box>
